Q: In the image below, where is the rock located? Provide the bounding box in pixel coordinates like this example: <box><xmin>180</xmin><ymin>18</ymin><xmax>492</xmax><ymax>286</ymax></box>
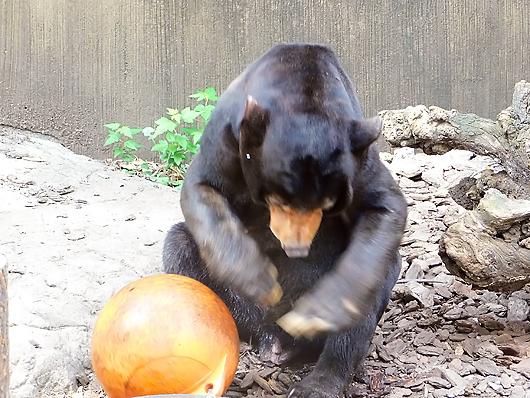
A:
<box><xmin>443</xmin><ymin>307</ymin><xmax>465</xmax><ymax>320</ymax></box>
<box><xmin>476</xmin><ymin>341</ymin><xmax>503</xmax><ymax>359</ymax></box>
<box><xmin>478</xmin><ymin>315</ymin><xmax>505</xmax><ymax>331</ymax></box>
<box><xmin>434</xmin><ymin>284</ymin><xmax>453</xmax><ymax>299</ymax></box>
<box><xmin>509</xmin><ymin>385</ymin><xmax>527</xmax><ymax>398</ymax></box>
<box><xmin>406</xmin><ymin>224</ymin><xmax>433</xmax><ymax>242</ymax></box>
<box><xmin>425</xmin><ymin>376</ymin><xmax>452</xmax><ymax>389</ymax></box>
<box><xmin>417</xmin><ymin>345</ymin><xmax>444</xmax><ymax>356</ymax></box>
<box><xmin>414</xmin><ymin>331</ymin><xmax>436</xmax><ymax>346</ymax></box>
<box><xmin>387</xmin><ymin>387</ymin><xmax>413</xmax><ymax>398</ymax></box>
<box><xmin>422</xmin><ymin>167</ymin><xmax>446</xmax><ymax>187</ymax></box>
<box><xmin>476</xmin><ymin>189</ymin><xmax>530</xmax><ymax>232</ymax></box>
<box><xmin>461</xmin><ymin>338</ymin><xmax>480</xmax><ymax>357</ymax></box>
<box><xmin>438</xmin><ymin>329</ymin><xmax>450</xmax><ymax>341</ymax></box>
<box><xmin>438</xmin><ymin>366</ymin><xmax>468</xmax><ymax>388</ymax></box>
<box><xmin>511</xmin><ymin>358</ymin><xmax>530</xmax><ymax>378</ymax></box>
<box><xmin>447</xmin><ymin>358</ymin><xmax>476</xmax><ymax>377</ymax></box>
<box><xmin>404</xmin><ymin>259</ymin><xmax>424</xmax><ymax>280</ymax></box>
<box><xmin>500</xmin><ymin>372</ymin><xmax>515</xmax><ymax>389</ymax></box>
<box><xmin>483</xmin><ymin>302</ymin><xmax>506</xmax><ymax>315</ymax></box>
<box><xmin>421</xmin><ymin>251</ymin><xmax>443</xmax><ymax>267</ymax></box>
<box><xmin>384</xmin><ymin>339</ymin><xmax>407</xmax><ymax>358</ymax></box>
<box><xmin>454</xmin><ymin>319</ymin><xmax>476</xmax><ymax>333</ymax></box>
<box><xmin>512</xmin><ymin>80</ymin><xmax>530</xmax><ymax>123</ymax></box>
<box><xmin>474</xmin><ymin>358</ymin><xmax>501</xmax><ymax>376</ymax></box>
<box><xmin>507</xmin><ymin>297</ymin><xmax>530</xmax><ymax>322</ymax></box>
<box><xmin>395</xmin><ymin>280</ymin><xmax>434</xmax><ymax>308</ymax></box>
<box><xmin>452</xmin><ymin>280</ymin><xmax>478</xmax><ymax>299</ymax></box>
<box><xmin>399</xmin><ymin>178</ymin><xmax>426</xmax><ymax>189</ymax></box>
<box><xmin>487</xmin><ymin>378</ymin><xmax>502</xmax><ymax>392</ymax></box>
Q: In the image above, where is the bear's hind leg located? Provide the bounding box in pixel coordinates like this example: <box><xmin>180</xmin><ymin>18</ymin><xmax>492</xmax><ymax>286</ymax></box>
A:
<box><xmin>163</xmin><ymin>222</ymin><xmax>212</xmax><ymax>283</ymax></box>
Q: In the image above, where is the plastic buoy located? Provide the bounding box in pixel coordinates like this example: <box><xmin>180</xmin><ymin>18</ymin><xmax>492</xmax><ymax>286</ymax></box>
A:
<box><xmin>91</xmin><ymin>274</ymin><xmax>239</xmax><ymax>398</ymax></box>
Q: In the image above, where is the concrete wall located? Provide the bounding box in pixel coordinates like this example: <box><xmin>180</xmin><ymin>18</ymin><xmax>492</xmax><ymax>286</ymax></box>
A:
<box><xmin>1</xmin><ymin>0</ymin><xmax>529</xmax><ymax>159</ymax></box>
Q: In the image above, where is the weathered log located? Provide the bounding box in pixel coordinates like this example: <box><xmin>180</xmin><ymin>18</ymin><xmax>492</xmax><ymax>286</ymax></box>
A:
<box><xmin>382</xmin><ymin>81</ymin><xmax>530</xmax><ymax>291</ymax></box>
<box><xmin>0</xmin><ymin>255</ymin><xmax>8</xmax><ymax>398</ymax></box>
<box><xmin>381</xmin><ymin>80</ymin><xmax>530</xmax><ymax>195</ymax></box>
<box><xmin>439</xmin><ymin>190</ymin><xmax>530</xmax><ymax>291</ymax></box>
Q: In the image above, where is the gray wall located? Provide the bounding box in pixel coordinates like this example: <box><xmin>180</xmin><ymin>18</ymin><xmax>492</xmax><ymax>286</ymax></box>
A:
<box><xmin>1</xmin><ymin>0</ymin><xmax>529</xmax><ymax>159</ymax></box>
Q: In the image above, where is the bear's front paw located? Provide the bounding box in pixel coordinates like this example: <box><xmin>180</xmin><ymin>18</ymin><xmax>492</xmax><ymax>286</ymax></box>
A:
<box><xmin>277</xmin><ymin>274</ymin><xmax>366</xmax><ymax>339</ymax></box>
<box><xmin>236</xmin><ymin>263</ymin><xmax>283</xmax><ymax>308</ymax></box>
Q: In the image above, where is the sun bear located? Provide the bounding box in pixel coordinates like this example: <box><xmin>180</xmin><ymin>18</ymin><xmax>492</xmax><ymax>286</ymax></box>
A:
<box><xmin>163</xmin><ymin>43</ymin><xmax>407</xmax><ymax>397</ymax></box>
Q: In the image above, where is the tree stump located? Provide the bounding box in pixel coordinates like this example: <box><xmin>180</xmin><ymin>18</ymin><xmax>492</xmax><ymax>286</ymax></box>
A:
<box><xmin>381</xmin><ymin>81</ymin><xmax>530</xmax><ymax>292</ymax></box>
<box><xmin>0</xmin><ymin>255</ymin><xmax>8</xmax><ymax>398</ymax></box>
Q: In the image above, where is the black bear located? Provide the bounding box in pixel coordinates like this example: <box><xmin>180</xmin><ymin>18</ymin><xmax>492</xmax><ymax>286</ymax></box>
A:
<box><xmin>163</xmin><ymin>43</ymin><xmax>407</xmax><ymax>397</ymax></box>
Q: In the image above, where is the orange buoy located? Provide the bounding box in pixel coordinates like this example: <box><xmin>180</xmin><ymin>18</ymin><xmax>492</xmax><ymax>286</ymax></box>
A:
<box><xmin>91</xmin><ymin>274</ymin><xmax>239</xmax><ymax>398</ymax></box>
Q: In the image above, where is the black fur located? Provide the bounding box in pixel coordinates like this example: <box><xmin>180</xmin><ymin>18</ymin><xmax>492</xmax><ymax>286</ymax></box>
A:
<box><xmin>163</xmin><ymin>43</ymin><xmax>407</xmax><ymax>397</ymax></box>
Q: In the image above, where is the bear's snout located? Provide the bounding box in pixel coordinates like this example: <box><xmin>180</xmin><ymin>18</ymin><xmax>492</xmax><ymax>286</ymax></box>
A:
<box><xmin>269</xmin><ymin>205</ymin><xmax>322</xmax><ymax>258</ymax></box>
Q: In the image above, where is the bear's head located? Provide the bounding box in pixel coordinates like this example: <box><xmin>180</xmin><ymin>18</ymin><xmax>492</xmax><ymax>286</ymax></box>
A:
<box><xmin>239</xmin><ymin>96</ymin><xmax>381</xmax><ymax>258</ymax></box>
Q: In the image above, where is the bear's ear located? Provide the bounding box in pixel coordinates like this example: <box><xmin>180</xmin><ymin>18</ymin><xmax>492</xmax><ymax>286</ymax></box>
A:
<box><xmin>349</xmin><ymin>116</ymin><xmax>382</xmax><ymax>152</ymax></box>
<box><xmin>240</xmin><ymin>96</ymin><xmax>270</xmax><ymax>152</ymax></box>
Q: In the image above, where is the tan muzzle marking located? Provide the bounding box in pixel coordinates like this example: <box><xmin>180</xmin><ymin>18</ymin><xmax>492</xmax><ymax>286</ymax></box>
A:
<box><xmin>269</xmin><ymin>205</ymin><xmax>323</xmax><ymax>258</ymax></box>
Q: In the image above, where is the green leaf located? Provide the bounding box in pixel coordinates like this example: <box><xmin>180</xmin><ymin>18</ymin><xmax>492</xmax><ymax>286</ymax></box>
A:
<box><xmin>171</xmin><ymin>152</ymin><xmax>188</xmax><ymax>163</ymax></box>
<box><xmin>204</xmin><ymin>87</ymin><xmax>219</xmax><ymax>101</ymax></box>
<box><xmin>167</xmin><ymin>108</ymin><xmax>181</xmax><ymax>123</ymax></box>
<box><xmin>142</xmin><ymin>126</ymin><xmax>155</xmax><ymax>137</ymax></box>
<box><xmin>121</xmin><ymin>154</ymin><xmax>134</xmax><ymax>163</ymax></box>
<box><xmin>189</xmin><ymin>92</ymin><xmax>206</xmax><ymax>101</ymax></box>
<box><xmin>193</xmin><ymin>128</ymin><xmax>203</xmax><ymax>143</ymax></box>
<box><xmin>124</xmin><ymin>140</ymin><xmax>144</xmax><ymax>150</ymax></box>
<box><xmin>174</xmin><ymin>134</ymin><xmax>189</xmax><ymax>148</ymax></box>
<box><xmin>180</xmin><ymin>107</ymin><xmax>202</xmax><ymax>123</ymax></box>
<box><xmin>114</xmin><ymin>147</ymin><xmax>124</xmax><ymax>157</ymax></box>
<box><xmin>140</xmin><ymin>162</ymin><xmax>150</xmax><ymax>169</ymax></box>
<box><xmin>120</xmin><ymin>126</ymin><xmax>133</xmax><ymax>138</ymax></box>
<box><xmin>168</xmin><ymin>144</ymin><xmax>180</xmax><ymax>153</ymax></box>
<box><xmin>192</xmin><ymin>131</ymin><xmax>202</xmax><ymax>145</ymax></box>
<box><xmin>130</xmin><ymin>128</ymin><xmax>143</xmax><ymax>136</ymax></box>
<box><xmin>187</xmin><ymin>142</ymin><xmax>199</xmax><ymax>154</ymax></box>
<box><xmin>157</xmin><ymin>176</ymin><xmax>170</xmax><ymax>185</ymax></box>
<box><xmin>153</xmin><ymin>117</ymin><xmax>177</xmax><ymax>139</ymax></box>
<box><xmin>151</xmin><ymin>140</ymin><xmax>168</xmax><ymax>152</ymax></box>
<box><xmin>201</xmin><ymin>104</ymin><xmax>216</xmax><ymax>121</ymax></box>
<box><xmin>104</xmin><ymin>131</ymin><xmax>121</xmax><ymax>146</ymax></box>
<box><xmin>170</xmin><ymin>113</ymin><xmax>181</xmax><ymax>123</ymax></box>
<box><xmin>180</xmin><ymin>127</ymin><xmax>197</xmax><ymax>135</ymax></box>
<box><xmin>166</xmin><ymin>131</ymin><xmax>177</xmax><ymax>143</ymax></box>
<box><xmin>105</xmin><ymin>123</ymin><xmax>121</xmax><ymax>130</ymax></box>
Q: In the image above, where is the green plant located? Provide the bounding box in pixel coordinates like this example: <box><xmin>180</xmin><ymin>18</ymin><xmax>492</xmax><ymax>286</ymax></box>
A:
<box><xmin>104</xmin><ymin>87</ymin><xmax>218</xmax><ymax>187</ymax></box>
